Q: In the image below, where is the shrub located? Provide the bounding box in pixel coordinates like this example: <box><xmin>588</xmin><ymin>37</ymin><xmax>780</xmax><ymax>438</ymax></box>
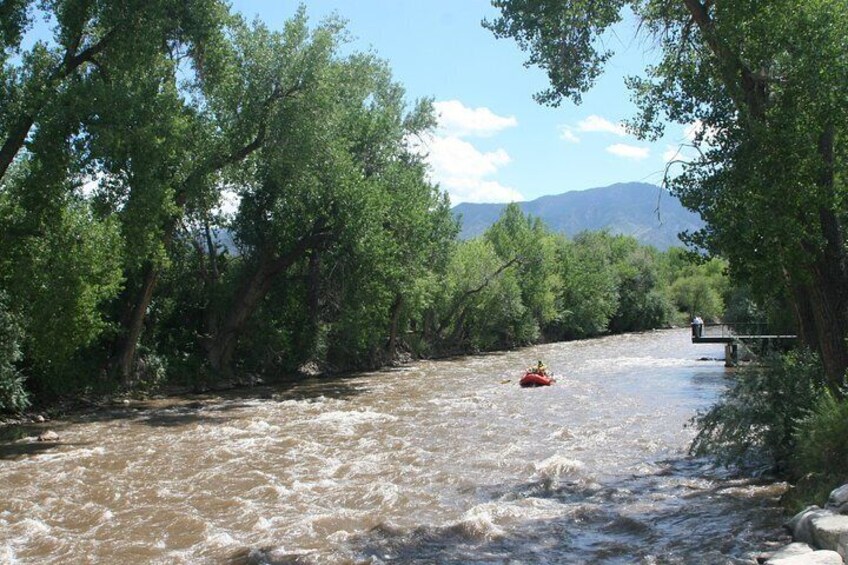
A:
<box><xmin>689</xmin><ymin>349</ymin><xmax>825</xmax><ymax>472</ymax></box>
<box><xmin>785</xmin><ymin>391</ymin><xmax>848</xmax><ymax>509</ymax></box>
<box><xmin>0</xmin><ymin>291</ymin><xmax>30</xmax><ymax>413</ymax></box>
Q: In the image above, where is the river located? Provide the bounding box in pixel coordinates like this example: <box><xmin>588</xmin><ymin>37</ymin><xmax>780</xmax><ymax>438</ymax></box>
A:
<box><xmin>0</xmin><ymin>329</ymin><xmax>789</xmax><ymax>563</ymax></box>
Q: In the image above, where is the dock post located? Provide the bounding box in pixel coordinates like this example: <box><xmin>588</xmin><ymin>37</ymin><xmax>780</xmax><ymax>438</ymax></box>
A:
<box><xmin>724</xmin><ymin>343</ymin><xmax>738</xmax><ymax>367</ymax></box>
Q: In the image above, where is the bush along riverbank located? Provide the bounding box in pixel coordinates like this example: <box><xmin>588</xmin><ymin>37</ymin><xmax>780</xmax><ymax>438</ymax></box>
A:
<box><xmin>689</xmin><ymin>348</ymin><xmax>848</xmax><ymax>562</ymax></box>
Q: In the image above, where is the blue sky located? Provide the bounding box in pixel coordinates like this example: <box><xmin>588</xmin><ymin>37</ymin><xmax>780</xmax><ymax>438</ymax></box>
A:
<box><xmin>228</xmin><ymin>1</ymin><xmax>702</xmax><ymax>205</ymax></box>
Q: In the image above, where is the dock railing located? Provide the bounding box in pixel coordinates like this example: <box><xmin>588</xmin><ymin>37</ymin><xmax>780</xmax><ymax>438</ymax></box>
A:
<box><xmin>691</xmin><ymin>321</ymin><xmax>797</xmax><ymax>343</ymax></box>
<box><xmin>691</xmin><ymin>322</ymin><xmax>798</xmax><ymax>366</ymax></box>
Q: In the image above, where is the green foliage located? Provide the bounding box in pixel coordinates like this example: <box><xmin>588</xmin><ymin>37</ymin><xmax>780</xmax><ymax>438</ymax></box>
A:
<box><xmin>609</xmin><ymin>245</ymin><xmax>673</xmax><ymax>333</ymax></box>
<box><xmin>485</xmin><ymin>0</ymin><xmax>628</xmax><ymax>106</ymax></box>
<box><xmin>23</xmin><ymin>203</ymin><xmax>123</xmax><ymax>373</ymax></box>
<box><xmin>435</xmin><ymin>238</ymin><xmax>530</xmax><ymax>351</ymax></box>
<box><xmin>668</xmin><ymin>257</ymin><xmax>728</xmax><ymax>321</ymax></box>
<box><xmin>1</xmin><ymin>164</ymin><xmax>124</xmax><ymax>391</ymax></box>
<box><xmin>0</xmin><ymin>290</ymin><xmax>29</xmax><ymax>413</ymax></box>
<box><xmin>690</xmin><ymin>350</ymin><xmax>826</xmax><ymax>472</ymax></box>
<box><xmin>670</xmin><ymin>275</ymin><xmax>722</xmax><ymax>321</ymax></box>
<box><xmin>485</xmin><ymin>204</ymin><xmax>560</xmax><ymax>328</ymax></box>
<box><xmin>555</xmin><ymin>231</ymin><xmax>651</xmax><ymax>339</ymax></box>
<box><xmin>786</xmin><ymin>392</ymin><xmax>848</xmax><ymax>509</ymax></box>
<box><xmin>722</xmin><ymin>286</ymin><xmax>767</xmax><ymax>327</ymax></box>
<box><xmin>555</xmin><ymin>234</ymin><xmax>618</xmax><ymax>338</ymax></box>
<box><xmin>792</xmin><ymin>391</ymin><xmax>848</xmax><ymax>482</ymax></box>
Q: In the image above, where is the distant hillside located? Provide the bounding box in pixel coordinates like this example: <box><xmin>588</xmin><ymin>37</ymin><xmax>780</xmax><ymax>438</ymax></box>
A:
<box><xmin>452</xmin><ymin>182</ymin><xmax>704</xmax><ymax>250</ymax></box>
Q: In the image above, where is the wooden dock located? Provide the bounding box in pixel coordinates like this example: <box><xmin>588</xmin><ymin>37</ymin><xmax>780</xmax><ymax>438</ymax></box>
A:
<box><xmin>691</xmin><ymin>323</ymin><xmax>797</xmax><ymax>366</ymax></box>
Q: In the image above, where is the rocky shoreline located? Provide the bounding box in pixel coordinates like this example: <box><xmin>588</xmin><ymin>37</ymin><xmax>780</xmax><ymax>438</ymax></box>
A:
<box><xmin>758</xmin><ymin>484</ymin><xmax>848</xmax><ymax>564</ymax></box>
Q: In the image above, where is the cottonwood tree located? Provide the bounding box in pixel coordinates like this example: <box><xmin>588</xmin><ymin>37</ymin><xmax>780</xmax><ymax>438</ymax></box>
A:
<box><xmin>487</xmin><ymin>0</ymin><xmax>848</xmax><ymax>394</ymax></box>
<box><xmin>100</xmin><ymin>9</ymin><xmax>327</xmax><ymax>381</ymax></box>
<box><xmin>485</xmin><ymin>203</ymin><xmax>561</xmax><ymax>336</ymax></box>
<box><xmin>0</xmin><ymin>0</ymin><xmax>231</xmax><ymax>391</ymax></box>
<box><xmin>554</xmin><ymin>231</ymin><xmax>621</xmax><ymax>338</ymax></box>
<box><xmin>203</xmin><ymin>20</ymin><xmax>454</xmax><ymax>375</ymax></box>
<box><xmin>433</xmin><ymin>238</ymin><xmax>530</xmax><ymax>351</ymax></box>
<box><xmin>0</xmin><ymin>0</ymin><xmax>227</xmax><ymax>182</ymax></box>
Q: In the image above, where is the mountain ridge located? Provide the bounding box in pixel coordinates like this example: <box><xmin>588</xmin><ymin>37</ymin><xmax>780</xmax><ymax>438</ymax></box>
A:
<box><xmin>452</xmin><ymin>182</ymin><xmax>704</xmax><ymax>250</ymax></box>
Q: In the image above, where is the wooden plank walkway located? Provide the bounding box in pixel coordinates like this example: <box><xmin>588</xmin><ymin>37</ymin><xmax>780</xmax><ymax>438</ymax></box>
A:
<box><xmin>691</xmin><ymin>323</ymin><xmax>797</xmax><ymax>344</ymax></box>
<box><xmin>691</xmin><ymin>323</ymin><xmax>797</xmax><ymax>366</ymax></box>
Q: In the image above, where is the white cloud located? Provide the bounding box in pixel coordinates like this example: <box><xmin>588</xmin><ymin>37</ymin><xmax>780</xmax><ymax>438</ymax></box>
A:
<box><xmin>606</xmin><ymin>143</ymin><xmax>650</xmax><ymax>160</ymax></box>
<box><xmin>427</xmin><ymin>135</ymin><xmax>510</xmax><ymax>178</ymax></box>
<box><xmin>442</xmin><ymin>177</ymin><xmax>524</xmax><ymax>204</ymax></box>
<box><xmin>418</xmin><ymin>132</ymin><xmax>523</xmax><ymax>204</ymax></box>
<box><xmin>409</xmin><ymin>100</ymin><xmax>523</xmax><ymax>204</ymax></box>
<box><xmin>577</xmin><ymin>115</ymin><xmax>627</xmax><ymax>137</ymax></box>
<box><xmin>434</xmin><ymin>100</ymin><xmax>517</xmax><ymax>138</ymax></box>
<box><xmin>559</xmin><ymin>114</ymin><xmax>628</xmax><ymax>146</ymax></box>
<box><xmin>559</xmin><ymin>126</ymin><xmax>580</xmax><ymax>143</ymax></box>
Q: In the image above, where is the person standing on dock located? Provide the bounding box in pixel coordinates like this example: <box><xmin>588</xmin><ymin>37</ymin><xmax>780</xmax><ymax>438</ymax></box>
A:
<box><xmin>692</xmin><ymin>316</ymin><xmax>704</xmax><ymax>338</ymax></box>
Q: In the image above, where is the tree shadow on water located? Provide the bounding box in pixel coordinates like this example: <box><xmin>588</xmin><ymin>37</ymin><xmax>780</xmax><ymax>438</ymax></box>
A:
<box><xmin>0</xmin><ymin>440</ymin><xmax>62</xmax><ymax>460</ymax></box>
<box><xmin>0</xmin><ymin>439</ymin><xmax>100</xmax><ymax>461</ymax></box>
<box><xmin>0</xmin><ymin>421</ymin><xmax>91</xmax><ymax>460</ymax></box>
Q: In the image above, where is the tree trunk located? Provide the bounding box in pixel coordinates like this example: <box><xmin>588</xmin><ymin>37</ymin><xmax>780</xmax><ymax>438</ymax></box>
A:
<box><xmin>306</xmin><ymin>251</ymin><xmax>321</xmax><ymax>334</ymax></box>
<box><xmin>808</xmin><ymin>125</ymin><xmax>848</xmax><ymax>396</ymax></box>
<box><xmin>206</xmin><ymin>255</ymin><xmax>278</xmax><ymax>376</ymax></box>
<box><xmin>807</xmin><ymin>253</ymin><xmax>848</xmax><ymax>397</ymax></box>
<box><xmin>207</xmin><ymin>229</ymin><xmax>330</xmax><ymax>375</ymax></box>
<box><xmin>111</xmin><ymin>264</ymin><xmax>158</xmax><ymax>384</ymax></box>
<box><xmin>386</xmin><ymin>294</ymin><xmax>404</xmax><ymax>358</ymax></box>
<box><xmin>0</xmin><ymin>115</ymin><xmax>35</xmax><ymax>181</ymax></box>
<box><xmin>785</xmin><ymin>272</ymin><xmax>819</xmax><ymax>351</ymax></box>
<box><xmin>447</xmin><ymin>309</ymin><xmax>468</xmax><ymax>348</ymax></box>
<box><xmin>202</xmin><ymin>219</ymin><xmax>221</xmax><ymax>346</ymax></box>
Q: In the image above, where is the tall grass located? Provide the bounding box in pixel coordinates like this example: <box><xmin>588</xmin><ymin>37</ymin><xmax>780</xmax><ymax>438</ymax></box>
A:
<box><xmin>786</xmin><ymin>391</ymin><xmax>848</xmax><ymax>510</ymax></box>
<box><xmin>0</xmin><ymin>291</ymin><xmax>29</xmax><ymax>413</ymax></box>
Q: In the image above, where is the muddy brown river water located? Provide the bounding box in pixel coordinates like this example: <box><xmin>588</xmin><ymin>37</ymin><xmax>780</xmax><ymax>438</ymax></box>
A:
<box><xmin>0</xmin><ymin>329</ymin><xmax>789</xmax><ymax>563</ymax></box>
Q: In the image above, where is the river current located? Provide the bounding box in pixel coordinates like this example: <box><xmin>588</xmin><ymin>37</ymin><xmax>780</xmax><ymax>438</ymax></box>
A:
<box><xmin>1</xmin><ymin>329</ymin><xmax>789</xmax><ymax>563</ymax></box>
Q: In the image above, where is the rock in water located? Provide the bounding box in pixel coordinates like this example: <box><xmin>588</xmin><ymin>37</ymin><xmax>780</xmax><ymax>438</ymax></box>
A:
<box><xmin>37</xmin><ymin>430</ymin><xmax>59</xmax><ymax>442</ymax></box>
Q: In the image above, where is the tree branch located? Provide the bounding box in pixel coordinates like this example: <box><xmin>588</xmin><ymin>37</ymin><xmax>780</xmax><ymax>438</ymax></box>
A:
<box><xmin>435</xmin><ymin>255</ymin><xmax>522</xmax><ymax>340</ymax></box>
<box><xmin>681</xmin><ymin>0</ymin><xmax>766</xmax><ymax>119</ymax></box>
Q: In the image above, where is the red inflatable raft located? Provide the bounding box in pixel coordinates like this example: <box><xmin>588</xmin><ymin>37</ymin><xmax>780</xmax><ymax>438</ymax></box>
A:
<box><xmin>519</xmin><ymin>372</ymin><xmax>555</xmax><ymax>387</ymax></box>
